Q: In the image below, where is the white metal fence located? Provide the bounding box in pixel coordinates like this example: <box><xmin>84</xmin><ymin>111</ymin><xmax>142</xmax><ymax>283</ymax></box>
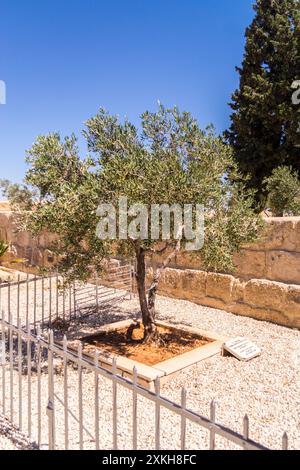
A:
<box><xmin>0</xmin><ymin>261</ymin><xmax>133</xmax><ymax>331</ymax></box>
<box><xmin>0</xmin><ymin>313</ymin><xmax>290</xmax><ymax>451</ymax></box>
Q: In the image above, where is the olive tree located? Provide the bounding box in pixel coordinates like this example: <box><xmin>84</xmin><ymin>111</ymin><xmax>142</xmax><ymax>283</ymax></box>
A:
<box><xmin>20</xmin><ymin>105</ymin><xmax>262</xmax><ymax>342</ymax></box>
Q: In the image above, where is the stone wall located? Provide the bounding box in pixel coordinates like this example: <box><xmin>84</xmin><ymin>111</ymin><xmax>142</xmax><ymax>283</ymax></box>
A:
<box><xmin>0</xmin><ymin>209</ymin><xmax>57</xmax><ymax>271</ymax></box>
<box><xmin>1</xmin><ymin>207</ymin><xmax>300</xmax><ymax>328</ymax></box>
<box><xmin>153</xmin><ymin>268</ymin><xmax>300</xmax><ymax>329</ymax></box>
<box><xmin>147</xmin><ymin>217</ymin><xmax>300</xmax><ymax>329</ymax></box>
<box><xmin>150</xmin><ymin>217</ymin><xmax>300</xmax><ymax>286</ymax></box>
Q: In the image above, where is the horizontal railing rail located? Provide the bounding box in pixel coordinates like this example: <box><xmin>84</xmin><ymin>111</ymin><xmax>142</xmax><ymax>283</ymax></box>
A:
<box><xmin>0</xmin><ymin>313</ymin><xmax>290</xmax><ymax>451</ymax></box>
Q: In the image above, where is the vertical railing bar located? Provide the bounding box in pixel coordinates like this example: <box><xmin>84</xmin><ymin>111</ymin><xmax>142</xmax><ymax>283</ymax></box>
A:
<box><xmin>282</xmin><ymin>432</ymin><xmax>288</xmax><ymax>450</ymax></box>
<box><xmin>47</xmin><ymin>330</ymin><xmax>55</xmax><ymax>450</ymax></box>
<box><xmin>63</xmin><ymin>281</ymin><xmax>66</xmax><ymax>322</ymax></box>
<box><xmin>112</xmin><ymin>357</ymin><xmax>118</xmax><ymax>450</ymax></box>
<box><xmin>17</xmin><ymin>274</ymin><xmax>20</xmax><ymax>327</ymax></box>
<box><xmin>210</xmin><ymin>400</ymin><xmax>216</xmax><ymax>450</ymax></box>
<box><xmin>17</xmin><ymin>317</ymin><xmax>22</xmax><ymax>431</ymax></box>
<box><xmin>94</xmin><ymin>351</ymin><xmax>100</xmax><ymax>451</ymax></box>
<box><xmin>1</xmin><ymin>310</ymin><xmax>6</xmax><ymax>415</ymax></box>
<box><xmin>63</xmin><ymin>335</ymin><xmax>69</xmax><ymax>450</ymax></box>
<box><xmin>49</xmin><ymin>276</ymin><xmax>52</xmax><ymax>326</ymax></box>
<box><xmin>95</xmin><ymin>274</ymin><xmax>99</xmax><ymax>313</ymax></box>
<box><xmin>27</xmin><ymin>318</ymin><xmax>32</xmax><ymax>439</ymax></box>
<box><xmin>9</xmin><ymin>315</ymin><xmax>13</xmax><ymax>423</ymax></box>
<box><xmin>69</xmin><ymin>285</ymin><xmax>72</xmax><ymax>321</ymax></box>
<box><xmin>243</xmin><ymin>414</ymin><xmax>249</xmax><ymax>450</ymax></box>
<box><xmin>42</xmin><ymin>276</ymin><xmax>45</xmax><ymax>329</ymax></box>
<box><xmin>78</xmin><ymin>342</ymin><xmax>83</xmax><ymax>450</ymax></box>
<box><xmin>73</xmin><ymin>282</ymin><xmax>76</xmax><ymax>319</ymax></box>
<box><xmin>8</xmin><ymin>280</ymin><xmax>11</xmax><ymax>324</ymax></box>
<box><xmin>26</xmin><ymin>274</ymin><xmax>29</xmax><ymax>326</ymax></box>
<box><xmin>181</xmin><ymin>388</ymin><xmax>187</xmax><ymax>451</ymax></box>
<box><xmin>132</xmin><ymin>366</ymin><xmax>138</xmax><ymax>450</ymax></box>
<box><xmin>129</xmin><ymin>262</ymin><xmax>133</xmax><ymax>300</ymax></box>
<box><xmin>37</xmin><ymin>325</ymin><xmax>42</xmax><ymax>448</ymax></box>
<box><xmin>33</xmin><ymin>275</ymin><xmax>37</xmax><ymax>333</ymax></box>
<box><xmin>56</xmin><ymin>274</ymin><xmax>59</xmax><ymax>320</ymax></box>
<box><xmin>155</xmin><ymin>377</ymin><xmax>161</xmax><ymax>451</ymax></box>
<box><xmin>7</xmin><ymin>278</ymin><xmax>11</xmax><ymax>394</ymax></box>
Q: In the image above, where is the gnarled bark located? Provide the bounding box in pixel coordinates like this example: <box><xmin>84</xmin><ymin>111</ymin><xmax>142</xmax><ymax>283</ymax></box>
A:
<box><xmin>134</xmin><ymin>244</ymin><xmax>157</xmax><ymax>341</ymax></box>
<box><xmin>134</xmin><ymin>239</ymin><xmax>181</xmax><ymax>343</ymax></box>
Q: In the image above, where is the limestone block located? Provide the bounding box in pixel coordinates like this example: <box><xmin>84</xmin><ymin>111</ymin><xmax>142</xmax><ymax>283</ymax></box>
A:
<box><xmin>234</xmin><ymin>249</ymin><xmax>266</xmax><ymax>280</ymax></box>
<box><xmin>231</xmin><ymin>279</ymin><xmax>245</xmax><ymax>303</ymax></box>
<box><xmin>180</xmin><ymin>269</ymin><xmax>207</xmax><ymax>297</ymax></box>
<box><xmin>230</xmin><ymin>302</ymin><xmax>291</xmax><ymax>327</ymax></box>
<box><xmin>285</xmin><ymin>285</ymin><xmax>300</xmax><ymax>325</ymax></box>
<box><xmin>15</xmin><ymin>231</ymin><xmax>32</xmax><ymax>248</ymax></box>
<box><xmin>159</xmin><ymin>268</ymin><xmax>183</xmax><ymax>294</ymax></box>
<box><xmin>173</xmin><ymin>252</ymin><xmax>202</xmax><ymax>270</ymax></box>
<box><xmin>266</xmin><ymin>251</ymin><xmax>300</xmax><ymax>285</ymax></box>
<box><xmin>206</xmin><ymin>272</ymin><xmax>234</xmax><ymax>303</ymax></box>
<box><xmin>244</xmin><ymin>279</ymin><xmax>287</xmax><ymax>311</ymax></box>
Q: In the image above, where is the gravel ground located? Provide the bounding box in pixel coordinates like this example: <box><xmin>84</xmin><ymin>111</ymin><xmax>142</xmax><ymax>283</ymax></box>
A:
<box><xmin>0</xmin><ymin>414</ymin><xmax>37</xmax><ymax>450</ymax></box>
<box><xmin>0</xmin><ymin>278</ymin><xmax>300</xmax><ymax>450</ymax></box>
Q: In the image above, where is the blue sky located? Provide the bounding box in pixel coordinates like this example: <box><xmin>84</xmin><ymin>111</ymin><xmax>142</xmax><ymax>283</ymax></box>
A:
<box><xmin>0</xmin><ymin>0</ymin><xmax>255</xmax><ymax>183</ymax></box>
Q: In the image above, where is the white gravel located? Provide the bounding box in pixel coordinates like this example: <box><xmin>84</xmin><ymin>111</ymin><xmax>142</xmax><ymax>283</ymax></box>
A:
<box><xmin>0</xmin><ymin>414</ymin><xmax>37</xmax><ymax>450</ymax></box>
<box><xmin>1</xmin><ymin>278</ymin><xmax>300</xmax><ymax>450</ymax></box>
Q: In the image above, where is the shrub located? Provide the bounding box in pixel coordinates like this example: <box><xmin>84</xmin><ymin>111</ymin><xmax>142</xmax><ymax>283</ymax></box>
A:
<box><xmin>264</xmin><ymin>166</ymin><xmax>300</xmax><ymax>216</ymax></box>
<box><xmin>0</xmin><ymin>179</ymin><xmax>34</xmax><ymax>211</ymax></box>
<box><xmin>0</xmin><ymin>240</ymin><xmax>9</xmax><ymax>261</ymax></box>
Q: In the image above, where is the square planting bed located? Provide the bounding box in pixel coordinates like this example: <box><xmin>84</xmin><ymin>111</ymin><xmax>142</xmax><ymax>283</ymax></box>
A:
<box><xmin>70</xmin><ymin>319</ymin><xmax>229</xmax><ymax>390</ymax></box>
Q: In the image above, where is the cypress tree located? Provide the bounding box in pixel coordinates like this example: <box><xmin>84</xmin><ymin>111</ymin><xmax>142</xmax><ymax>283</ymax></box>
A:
<box><xmin>226</xmin><ymin>0</ymin><xmax>300</xmax><ymax>207</ymax></box>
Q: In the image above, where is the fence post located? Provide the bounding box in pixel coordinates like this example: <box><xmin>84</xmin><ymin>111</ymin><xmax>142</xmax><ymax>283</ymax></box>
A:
<box><xmin>94</xmin><ymin>351</ymin><xmax>100</xmax><ymax>451</ymax></box>
<box><xmin>1</xmin><ymin>310</ymin><xmax>6</xmax><ymax>416</ymax></box>
<box><xmin>181</xmin><ymin>388</ymin><xmax>187</xmax><ymax>450</ymax></box>
<box><xmin>132</xmin><ymin>366</ymin><xmax>138</xmax><ymax>450</ymax></box>
<box><xmin>78</xmin><ymin>343</ymin><xmax>83</xmax><ymax>450</ymax></box>
<box><xmin>243</xmin><ymin>414</ymin><xmax>249</xmax><ymax>450</ymax></box>
<box><xmin>112</xmin><ymin>357</ymin><xmax>118</xmax><ymax>450</ymax></box>
<box><xmin>37</xmin><ymin>325</ymin><xmax>42</xmax><ymax>448</ymax></box>
<box><xmin>17</xmin><ymin>317</ymin><xmax>22</xmax><ymax>431</ymax></box>
<box><xmin>9</xmin><ymin>316</ymin><xmax>13</xmax><ymax>423</ymax></box>
<box><xmin>73</xmin><ymin>282</ymin><xmax>76</xmax><ymax>319</ymax></box>
<box><xmin>47</xmin><ymin>330</ymin><xmax>55</xmax><ymax>450</ymax></box>
<box><xmin>154</xmin><ymin>377</ymin><xmax>161</xmax><ymax>450</ymax></box>
<box><xmin>282</xmin><ymin>432</ymin><xmax>288</xmax><ymax>450</ymax></box>
<box><xmin>95</xmin><ymin>274</ymin><xmax>99</xmax><ymax>312</ymax></box>
<box><xmin>26</xmin><ymin>318</ymin><xmax>32</xmax><ymax>439</ymax></box>
<box><xmin>63</xmin><ymin>335</ymin><xmax>69</xmax><ymax>450</ymax></box>
<box><xmin>209</xmin><ymin>400</ymin><xmax>216</xmax><ymax>450</ymax></box>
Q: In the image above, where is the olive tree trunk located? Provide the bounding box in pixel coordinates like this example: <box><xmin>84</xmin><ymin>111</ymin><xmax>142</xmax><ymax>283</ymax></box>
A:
<box><xmin>135</xmin><ymin>245</ymin><xmax>157</xmax><ymax>341</ymax></box>
<box><xmin>134</xmin><ymin>240</ymin><xmax>181</xmax><ymax>342</ymax></box>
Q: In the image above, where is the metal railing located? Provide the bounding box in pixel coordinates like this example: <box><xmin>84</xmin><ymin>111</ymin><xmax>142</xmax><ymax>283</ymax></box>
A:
<box><xmin>0</xmin><ymin>261</ymin><xmax>133</xmax><ymax>331</ymax></box>
<box><xmin>0</xmin><ymin>313</ymin><xmax>290</xmax><ymax>451</ymax></box>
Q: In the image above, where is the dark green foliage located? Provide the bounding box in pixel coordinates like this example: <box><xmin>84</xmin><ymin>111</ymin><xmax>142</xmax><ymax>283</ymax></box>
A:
<box><xmin>226</xmin><ymin>0</ymin><xmax>300</xmax><ymax>207</ymax></box>
<box><xmin>264</xmin><ymin>166</ymin><xmax>300</xmax><ymax>216</ymax></box>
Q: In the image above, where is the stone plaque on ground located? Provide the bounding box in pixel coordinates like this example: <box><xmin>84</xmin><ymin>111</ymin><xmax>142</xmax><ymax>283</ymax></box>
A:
<box><xmin>222</xmin><ymin>337</ymin><xmax>261</xmax><ymax>361</ymax></box>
